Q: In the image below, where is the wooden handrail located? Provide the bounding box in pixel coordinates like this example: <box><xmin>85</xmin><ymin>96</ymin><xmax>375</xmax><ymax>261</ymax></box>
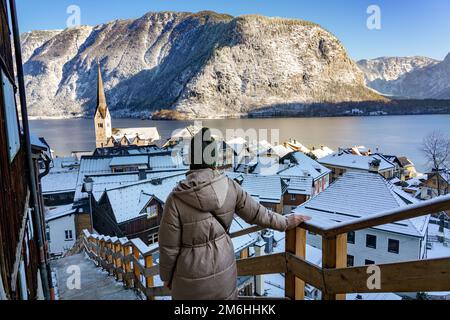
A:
<box><xmin>237</xmin><ymin>253</ymin><xmax>287</xmax><ymax>276</ymax></box>
<box><xmin>74</xmin><ymin>191</ymin><xmax>450</xmax><ymax>301</ymax></box>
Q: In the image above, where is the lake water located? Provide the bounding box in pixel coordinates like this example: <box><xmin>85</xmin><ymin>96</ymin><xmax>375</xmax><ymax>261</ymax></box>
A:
<box><xmin>29</xmin><ymin>115</ymin><xmax>450</xmax><ymax>173</ymax></box>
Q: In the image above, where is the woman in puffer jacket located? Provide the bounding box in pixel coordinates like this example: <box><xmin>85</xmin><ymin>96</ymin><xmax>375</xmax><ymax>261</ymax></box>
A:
<box><xmin>159</xmin><ymin>128</ymin><xmax>311</xmax><ymax>300</ymax></box>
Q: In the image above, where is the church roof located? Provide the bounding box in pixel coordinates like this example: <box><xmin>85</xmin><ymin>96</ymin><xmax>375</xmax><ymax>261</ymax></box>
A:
<box><xmin>96</xmin><ymin>63</ymin><xmax>108</xmax><ymax>119</ymax></box>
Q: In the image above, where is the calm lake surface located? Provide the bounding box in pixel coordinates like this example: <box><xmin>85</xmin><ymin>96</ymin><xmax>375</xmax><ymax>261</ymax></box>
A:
<box><xmin>29</xmin><ymin>115</ymin><xmax>450</xmax><ymax>173</ymax></box>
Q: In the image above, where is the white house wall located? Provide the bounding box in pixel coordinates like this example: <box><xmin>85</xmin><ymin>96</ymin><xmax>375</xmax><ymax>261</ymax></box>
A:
<box><xmin>48</xmin><ymin>214</ymin><xmax>76</xmax><ymax>255</ymax></box>
<box><xmin>307</xmin><ymin>228</ymin><xmax>423</xmax><ymax>266</ymax></box>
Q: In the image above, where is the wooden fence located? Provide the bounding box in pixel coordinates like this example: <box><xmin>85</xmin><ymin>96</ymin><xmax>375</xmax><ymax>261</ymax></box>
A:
<box><xmin>75</xmin><ymin>194</ymin><xmax>450</xmax><ymax>300</ymax></box>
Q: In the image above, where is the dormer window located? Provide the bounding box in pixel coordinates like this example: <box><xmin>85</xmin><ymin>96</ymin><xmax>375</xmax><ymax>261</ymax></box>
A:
<box><xmin>146</xmin><ymin>205</ymin><xmax>157</xmax><ymax>220</ymax></box>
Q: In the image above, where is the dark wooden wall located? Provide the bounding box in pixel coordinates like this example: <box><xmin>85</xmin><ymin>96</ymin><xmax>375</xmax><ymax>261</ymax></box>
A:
<box><xmin>0</xmin><ymin>0</ymin><xmax>40</xmax><ymax>299</ymax></box>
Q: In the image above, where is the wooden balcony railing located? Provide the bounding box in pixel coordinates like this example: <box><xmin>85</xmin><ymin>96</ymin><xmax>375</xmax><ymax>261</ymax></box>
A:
<box><xmin>74</xmin><ymin>194</ymin><xmax>450</xmax><ymax>300</ymax></box>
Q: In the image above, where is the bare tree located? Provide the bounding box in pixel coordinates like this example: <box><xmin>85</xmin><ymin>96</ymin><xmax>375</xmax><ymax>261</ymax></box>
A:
<box><xmin>422</xmin><ymin>130</ymin><xmax>450</xmax><ymax>196</ymax></box>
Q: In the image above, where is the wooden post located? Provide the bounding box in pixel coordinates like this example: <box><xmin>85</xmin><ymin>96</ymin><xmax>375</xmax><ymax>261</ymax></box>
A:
<box><xmin>144</xmin><ymin>255</ymin><xmax>154</xmax><ymax>300</ymax></box>
<box><xmin>240</xmin><ymin>248</ymin><xmax>249</xmax><ymax>260</ymax></box>
<box><xmin>322</xmin><ymin>233</ymin><xmax>347</xmax><ymax>300</ymax></box>
<box><xmin>133</xmin><ymin>246</ymin><xmax>140</xmax><ymax>290</ymax></box>
<box><xmin>115</xmin><ymin>243</ymin><xmax>122</xmax><ymax>281</ymax></box>
<box><xmin>285</xmin><ymin>227</ymin><xmax>307</xmax><ymax>300</ymax></box>
<box><xmin>124</xmin><ymin>244</ymin><xmax>132</xmax><ymax>288</ymax></box>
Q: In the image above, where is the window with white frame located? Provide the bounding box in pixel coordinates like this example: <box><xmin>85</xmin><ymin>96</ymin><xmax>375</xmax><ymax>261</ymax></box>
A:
<box><xmin>65</xmin><ymin>230</ymin><xmax>73</xmax><ymax>241</ymax></box>
<box><xmin>1</xmin><ymin>69</ymin><xmax>21</xmax><ymax>162</ymax></box>
<box><xmin>146</xmin><ymin>205</ymin><xmax>157</xmax><ymax>219</ymax></box>
<box><xmin>148</xmin><ymin>233</ymin><xmax>159</xmax><ymax>244</ymax></box>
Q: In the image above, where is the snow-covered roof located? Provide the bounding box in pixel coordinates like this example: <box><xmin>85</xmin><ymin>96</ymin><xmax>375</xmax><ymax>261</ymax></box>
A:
<box><xmin>112</xmin><ymin>127</ymin><xmax>160</xmax><ymax>142</ymax></box>
<box><xmin>437</xmin><ymin>170</ymin><xmax>450</xmax><ymax>184</ymax></box>
<box><xmin>284</xmin><ymin>140</ymin><xmax>310</xmax><ymax>154</ymax></box>
<box><xmin>74</xmin><ymin>157</ymin><xmax>115</xmax><ymax>201</ymax></box>
<box><xmin>103</xmin><ymin>174</ymin><xmax>185</xmax><ymax>224</ymax></box>
<box><xmin>278</xmin><ymin>152</ymin><xmax>331</xmax><ymax>180</ymax></box>
<box><xmin>226</xmin><ymin>137</ymin><xmax>251</xmax><ymax>156</ymax></box>
<box><xmin>149</xmin><ymin>154</ymin><xmax>186</xmax><ymax>169</ymax></box>
<box><xmin>45</xmin><ymin>204</ymin><xmax>77</xmax><ymax>222</ymax></box>
<box><xmin>271</xmin><ymin>145</ymin><xmax>291</xmax><ymax>158</ymax></box>
<box><xmin>231</xmin><ymin>216</ymin><xmax>258</xmax><ymax>253</ymax></box>
<box><xmin>30</xmin><ymin>134</ymin><xmax>49</xmax><ymax>151</ymax></box>
<box><xmin>347</xmin><ymin>292</ymin><xmax>402</xmax><ymax>301</ymax></box>
<box><xmin>74</xmin><ymin>154</ymin><xmax>187</xmax><ymax>202</ymax></box>
<box><xmin>252</xmin><ymin>157</ymin><xmax>283</xmax><ymax>176</ymax></box>
<box><xmin>283</xmin><ymin>176</ymin><xmax>313</xmax><ymax>195</ymax></box>
<box><xmin>89</xmin><ymin>170</ymin><xmax>188</xmax><ymax>201</ymax></box>
<box><xmin>294</xmin><ymin>171</ymin><xmax>429</xmax><ymax>237</ymax></box>
<box><xmin>319</xmin><ymin>153</ymin><xmax>395</xmax><ymax>172</ymax></box>
<box><xmin>226</xmin><ymin>172</ymin><xmax>284</xmax><ymax>204</ymax></box>
<box><xmin>42</xmin><ymin>157</ymin><xmax>80</xmax><ymax>194</ymax></box>
<box><xmin>42</xmin><ymin>171</ymin><xmax>79</xmax><ymax>194</ymax></box>
<box><xmin>309</xmin><ymin>146</ymin><xmax>334</xmax><ymax>159</ymax></box>
<box><xmin>170</xmin><ymin>126</ymin><xmax>201</xmax><ymax>139</ymax></box>
<box><xmin>109</xmin><ymin>156</ymin><xmax>149</xmax><ymax>167</ymax></box>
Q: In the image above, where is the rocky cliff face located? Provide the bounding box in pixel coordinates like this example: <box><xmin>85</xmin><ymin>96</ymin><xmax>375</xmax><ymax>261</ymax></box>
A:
<box><xmin>357</xmin><ymin>56</ymin><xmax>450</xmax><ymax>99</ymax></box>
<box><xmin>22</xmin><ymin>11</ymin><xmax>383</xmax><ymax>118</ymax></box>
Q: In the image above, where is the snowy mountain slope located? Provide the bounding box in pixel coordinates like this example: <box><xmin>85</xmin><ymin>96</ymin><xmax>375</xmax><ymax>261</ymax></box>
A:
<box><xmin>357</xmin><ymin>55</ymin><xmax>450</xmax><ymax>99</ymax></box>
<box><xmin>21</xmin><ymin>11</ymin><xmax>383</xmax><ymax>118</ymax></box>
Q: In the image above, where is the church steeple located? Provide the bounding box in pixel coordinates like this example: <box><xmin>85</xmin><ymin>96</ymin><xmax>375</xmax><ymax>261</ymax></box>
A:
<box><xmin>94</xmin><ymin>62</ymin><xmax>112</xmax><ymax>148</ymax></box>
<box><xmin>96</xmin><ymin>62</ymin><xmax>108</xmax><ymax>119</ymax></box>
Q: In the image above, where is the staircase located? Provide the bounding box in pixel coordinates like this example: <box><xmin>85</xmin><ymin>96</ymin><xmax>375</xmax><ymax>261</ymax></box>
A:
<box><xmin>51</xmin><ymin>253</ymin><xmax>141</xmax><ymax>300</ymax></box>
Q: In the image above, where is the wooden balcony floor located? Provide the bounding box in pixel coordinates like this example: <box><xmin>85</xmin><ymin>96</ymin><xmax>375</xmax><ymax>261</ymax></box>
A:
<box><xmin>52</xmin><ymin>253</ymin><xmax>141</xmax><ymax>300</ymax></box>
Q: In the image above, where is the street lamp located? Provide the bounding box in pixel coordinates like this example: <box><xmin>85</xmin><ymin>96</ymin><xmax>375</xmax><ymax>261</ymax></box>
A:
<box><xmin>83</xmin><ymin>177</ymin><xmax>94</xmax><ymax>232</ymax></box>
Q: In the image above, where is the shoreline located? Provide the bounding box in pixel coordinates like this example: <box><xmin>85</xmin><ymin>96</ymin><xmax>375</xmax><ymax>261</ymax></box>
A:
<box><xmin>27</xmin><ymin>112</ymin><xmax>450</xmax><ymax>121</ymax></box>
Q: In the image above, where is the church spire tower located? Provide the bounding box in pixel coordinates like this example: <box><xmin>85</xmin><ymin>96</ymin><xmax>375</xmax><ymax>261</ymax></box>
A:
<box><xmin>94</xmin><ymin>62</ymin><xmax>112</xmax><ymax>148</ymax></box>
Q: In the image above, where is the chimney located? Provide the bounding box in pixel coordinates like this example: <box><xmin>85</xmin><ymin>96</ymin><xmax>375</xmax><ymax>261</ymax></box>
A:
<box><xmin>261</xmin><ymin>230</ymin><xmax>275</xmax><ymax>254</ymax></box>
<box><xmin>138</xmin><ymin>169</ymin><xmax>146</xmax><ymax>181</ymax></box>
<box><xmin>369</xmin><ymin>158</ymin><xmax>381</xmax><ymax>173</ymax></box>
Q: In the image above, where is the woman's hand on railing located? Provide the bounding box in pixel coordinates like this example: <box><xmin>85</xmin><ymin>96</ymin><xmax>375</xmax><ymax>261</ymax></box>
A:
<box><xmin>286</xmin><ymin>215</ymin><xmax>312</xmax><ymax>230</ymax></box>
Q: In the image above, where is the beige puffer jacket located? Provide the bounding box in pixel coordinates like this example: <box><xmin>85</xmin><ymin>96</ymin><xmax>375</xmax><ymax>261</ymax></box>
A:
<box><xmin>158</xmin><ymin>168</ymin><xmax>288</xmax><ymax>300</ymax></box>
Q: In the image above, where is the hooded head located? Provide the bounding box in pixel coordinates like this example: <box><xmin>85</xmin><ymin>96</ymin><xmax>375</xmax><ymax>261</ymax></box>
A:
<box><xmin>173</xmin><ymin>169</ymin><xmax>229</xmax><ymax>212</ymax></box>
<box><xmin>188</xmin><ymin>127</ymin><xmax>218</xmax><ymax>171</ymax></box>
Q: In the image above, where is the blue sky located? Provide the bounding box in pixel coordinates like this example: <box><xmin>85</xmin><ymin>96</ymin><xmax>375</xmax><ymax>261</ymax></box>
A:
<box><xmin>16</xmin><ymin>0</ymin><xmax>450</xmax><ymax>61</ymax></box>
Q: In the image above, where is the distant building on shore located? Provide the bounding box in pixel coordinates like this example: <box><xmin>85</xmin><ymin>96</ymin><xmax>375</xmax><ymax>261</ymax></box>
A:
<box><xmin>94</xmin><ymin>64</ymin><xmax>160</xmax><ymax>148</ymax></box>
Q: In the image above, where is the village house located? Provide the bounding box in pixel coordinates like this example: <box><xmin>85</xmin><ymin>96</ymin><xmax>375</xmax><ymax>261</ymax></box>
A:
<box><xmin>319</xmin><ymin>152</ymin><xmax>396</xmax><ymax>181</ymax></box>
<box><xmin>380</xmin><ymin>155</ymin><xmax>418</xmax><ymax>180</ymax></box>
<box><xmin>94</xmin><ymin>64</ymin><xmax>160</xmax><ymax>148</ymax></box>
<box><xmin>93</xmin><ymin>174</ymin><xmax>185</xmax><ymax>244</ymax></box>
<box><xmin>162</xmin><ymin>125</ymin><xmax>202</xmax><ymax>148</ymax></box>
<box><xmin>226</xmin><ymin>172</ymin><xmax>285</xmax><ymax>214</ymax></box>
<box><xmin>309</xmin><ymin>145</ymin><xmax>334</xmax><ymax>159</ymax></box>
<box><xmin>73</xmin><ymin>152</ymin><xmax>187</xmax><ymax>201</ymax></box>
<box><xmin>72</xmin><ymin>153</ymin><xmax>188</xmax><ymax>235</ymax></box>
<box><xmin>45</xmin><ymin>205</ymin><xmax>80</xmax><ymax>257</ymax></box>
<box><xmin>422</xmin><ymin>169</ymin><xmax>450</xmax><ymax>199</ymax></box>
<box><xmin>283</xmin><ymin>139</ymin><xmax>311</xmax><ymax>154</ymax></box>
<box><xmin>41</xmin><ymin>156</ymin><xmax>79</xmax><ymax>206</ymax></box>
<box><xmin>278</xmin><ymin>152</ymin><xmax>331</xmax><ymax>213</ymax></box>
<box><xmin>338</xmin><ymin>146</ymin><xmax>417</xmax><ymax>181</ymax></box>
<box><xmin>294</xmin><ymin>172</ymin><xmax>430</xmax><ymax>269</ymax></box>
